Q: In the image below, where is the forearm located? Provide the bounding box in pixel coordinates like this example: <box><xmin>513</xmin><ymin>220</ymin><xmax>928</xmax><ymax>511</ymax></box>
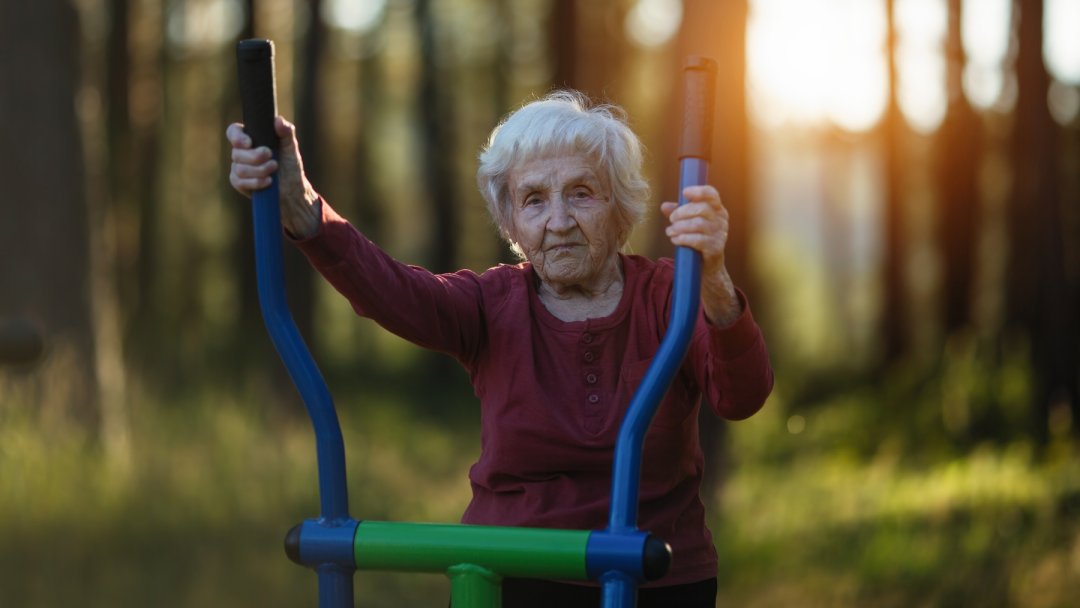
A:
<box><xmin>695</xmin><ymin>290</ymin><xmax>774</xmax><ymax>420</ymax></box>
<box><xmin>280</xmin><ymin>184</ymin><xmax>322</xmax><ymax>240</ymax></box>
<box><xmin>701</xmin><ymin>265</ymin><xmax>741</xmax><ymax>328</ymax></box>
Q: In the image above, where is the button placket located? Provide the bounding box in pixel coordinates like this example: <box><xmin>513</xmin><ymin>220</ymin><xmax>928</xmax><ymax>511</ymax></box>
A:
<box><xmin>581</xmin><ymin>328</ymin><xmax>605</xmax><ymax>433</ymax></box>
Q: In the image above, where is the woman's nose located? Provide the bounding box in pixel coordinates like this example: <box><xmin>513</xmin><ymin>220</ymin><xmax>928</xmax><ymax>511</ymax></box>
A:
<box><xmin>546</xmin><ymin>197</ymin><xmax>577</xmax><ymax>231</ymax></box>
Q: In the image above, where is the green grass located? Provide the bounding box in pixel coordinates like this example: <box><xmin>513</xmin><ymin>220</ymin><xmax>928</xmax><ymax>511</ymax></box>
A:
<box><xmin>710</xmin><ymin>360</ymin><xmax>1080</xmax><ymax>608</ymax></box>
<box><xmin>2</xmin><ymin>361</ymin><xmax>1078</xmax><ymax>607</ymax></box>
<box><xmin>0</xmin><ymin>383</ymin><xmax>475</xmax><ymax>607</ymax></box>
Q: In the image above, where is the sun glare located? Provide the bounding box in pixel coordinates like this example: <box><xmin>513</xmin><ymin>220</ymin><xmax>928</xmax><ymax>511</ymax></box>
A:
<box><xmin>746</xmin><ymin>0</ymin><xmax>1061</xmax><ymax>132</ymax></box>
<box><xmin>962</xmin><ymin>0</ymin><xmax>1011</xmax><ymax>109</ymax></box>
<box><xmin>322</xmin><ymin>0</ymin><xmax>385</xmax><ymax>33</ymax></box>
<box><xmin>626</xmin><ymin>0</ymin><xmax>683</xmax><ymax>48</ymax></box>
<box><xmin>748</xmin><ymin>0</ymin><xmax>888</xmax><ymax>132</ymax></box>
<box><xmin>1046</xmin><ymin>0</ymin><xmax>1080</xmax><ymax>85</ymax></box>
<box><xmin>895</xmin><ymin>0</ymin><xmax>948</xmax><ymax>132</ymax></box>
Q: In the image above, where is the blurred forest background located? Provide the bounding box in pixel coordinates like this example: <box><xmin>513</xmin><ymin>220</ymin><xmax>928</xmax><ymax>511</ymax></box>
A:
<box><xmin>1</xmin><ymin>0</ymin><xmax>1079</xmax><ymax>606</ymax></box>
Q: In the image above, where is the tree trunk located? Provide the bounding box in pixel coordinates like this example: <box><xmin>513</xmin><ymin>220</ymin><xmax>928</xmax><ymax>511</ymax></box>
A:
<box><xmin>548</xmin><ymin>0</ymin><xmax>629</xmax><ymax>100</ymax></box>
<box><xmin>1008</xmin><ymin>0</ymin><xmax>1078</xmax><ymax>441</ymax></box>
<box><xmin>549</xmin><ymin>0</ymin><xmax>579</xmax><ymax>91</ymax></box>
<box><xmin>123</xmin><ymin>0</ymin><xmax>166</xmax><ymax>374</ymax></box>
<box><xmin>79</xmin><ymin>0</ymin><xmax>133</xmax><ymax>466</ymax></box>
<box><xmin>288</xmin><ymin>0</ymin><xmax>325</xmax><ymax>346</ymax></box>
<box><xmin>937</xmin><ymin>0</ymin><xmax>980</xmax><ymax>336</ymax></box>
<box><xmin>880</xmin><ymin>0</ymin><xmax>909</xmax><ymax>363</ymax></box>
<box><xmin>0</xmin><ymin>0</ymin><xmax>97</xmax><ymax>418</ymax></box>
<box><xmin>663</xmin><ymin>0</ymin><xmax>752</xmax><ymax>500</ymax></box>
<box><xmin>679</xmin><ymin>0</ymin><xmax>752</xmax><ymax>293</ymax></box>
<box><xmin>415</xmin><ymin>0</ymin><xmax>459</xmax><ymax>273</ymax></box>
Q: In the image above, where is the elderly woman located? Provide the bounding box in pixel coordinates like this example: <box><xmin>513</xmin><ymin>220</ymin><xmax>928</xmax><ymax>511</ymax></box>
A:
<box><xmin>227</xmin><ymin>91</ymin><xmax>772</xmax><ymax>608</ymax></box>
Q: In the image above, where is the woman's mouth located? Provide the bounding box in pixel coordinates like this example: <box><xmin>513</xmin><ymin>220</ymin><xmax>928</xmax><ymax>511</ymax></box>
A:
<box><xmin>545</xmin><ymin>243</ymin><xmax>581</xmax><ymax>253</ymax></box>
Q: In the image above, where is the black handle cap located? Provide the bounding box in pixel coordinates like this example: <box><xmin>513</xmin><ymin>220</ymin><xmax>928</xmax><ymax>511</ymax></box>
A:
<box><xmin>236</xmin><ymin>39</ymin><xmax>279</xmax><ymax>151</ymax></box>
<box><xmin>642</xmin><ymin>534</ymin><xmax>673</xmax><ymax>581</ymax></box>
<box><xmin>284</xmin><ymin>522</ymin><xmax>303</xmax><ymax>565</ymax></box>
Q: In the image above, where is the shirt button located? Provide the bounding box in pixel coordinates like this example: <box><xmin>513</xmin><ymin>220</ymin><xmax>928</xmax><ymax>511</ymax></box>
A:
<box><xmin>588</xmin><ymin>394</ymin><xmax>600</xmax><ymax>404</ymax></box>
<box><xmin>584</xmin><ymin>352</ymin><xmax>595</xmax><ymax>362</ymax></box>
<box><xmin>586</xmin><ymin>373</ymin><xmax>598</xmax><ymax>384</ymax></box>
<box><xmin>582</xmin><ymin>333</ymin><xmax>594</xmax><ymax>344</ymax></box>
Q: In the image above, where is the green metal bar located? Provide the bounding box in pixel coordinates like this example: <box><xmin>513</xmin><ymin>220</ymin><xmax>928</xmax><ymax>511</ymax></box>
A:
<box><xmin>448</xmin><ymin>564</ymin><xmax>501</xmax><ymax>608</ymax></box>
<box><xmin>354</xmin><ymin>521</ymin><xmax>590</xmax><ymax>579</ymax></box>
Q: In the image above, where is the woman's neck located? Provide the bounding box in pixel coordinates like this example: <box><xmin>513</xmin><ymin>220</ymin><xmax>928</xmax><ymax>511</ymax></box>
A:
<box><xmin>536</xmin><ymin>259</ymin><xmax>625</xmax><ymax>322</ymax></box>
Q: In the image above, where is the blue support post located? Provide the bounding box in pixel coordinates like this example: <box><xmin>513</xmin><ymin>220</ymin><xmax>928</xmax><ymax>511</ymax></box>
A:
<box><xmin>601</xmin><ymin>158</ymin><xmax>707</xmax><ymax>607</ymax></box>
<box><xmin>239</xmin><ymin>39</ymin><xmax>357</xmax><ymax>608</ymax></box>
<box><xmin>252</xmin><ymin>177</ymin><xmax>358</xmax><ymax>608</ymax></box>
<box><xmin>252</xmin><ymin>182</ymin><xmax>351</xmax><ymax>525</ymax></box>
<box><xmin>601</xmin><ymin>56</ymin><xmax>716</xmax><ymax>607</ymax></box>
<box><xmin>606</xmin><ymin>159</ymin><xmax>706</xmax><ymax>533</ymax></box>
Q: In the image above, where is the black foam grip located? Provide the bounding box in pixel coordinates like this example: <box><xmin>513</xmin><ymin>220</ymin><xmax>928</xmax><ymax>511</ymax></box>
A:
<box><xmin>678</xmin><ymin>56</ymin><xmax>718</xmax><ymax>161</ymax></box>
<box><xmin>236</xmin><ymin>39</ymin><xmax>279</xmax><ymax>150</ymax></box>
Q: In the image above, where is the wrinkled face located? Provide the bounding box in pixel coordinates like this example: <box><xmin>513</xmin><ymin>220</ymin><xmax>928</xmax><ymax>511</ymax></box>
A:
<box><xmin>507</xmin><ymin>153</ymin><xmax>623</xmax><ymax>291</ymax></box>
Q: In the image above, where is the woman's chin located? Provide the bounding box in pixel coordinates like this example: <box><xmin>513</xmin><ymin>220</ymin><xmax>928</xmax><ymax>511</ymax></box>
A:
<box><xmin>537</xmin><ymin>260</ymin><xmax>588</xmax><ymax>285</ymax></box>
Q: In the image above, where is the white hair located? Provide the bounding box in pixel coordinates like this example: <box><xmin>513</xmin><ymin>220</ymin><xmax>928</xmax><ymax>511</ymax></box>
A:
<box><xmin>476</xmin><ymin>91</ymin><xmax>650</xmax><ymax>258</ymax></box>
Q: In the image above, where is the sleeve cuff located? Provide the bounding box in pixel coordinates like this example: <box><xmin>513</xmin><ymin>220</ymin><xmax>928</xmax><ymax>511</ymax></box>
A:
<box><xmin>289</xmin><ymin>198</ymin><xmax>354</xmax><ymax>268</ymax></box>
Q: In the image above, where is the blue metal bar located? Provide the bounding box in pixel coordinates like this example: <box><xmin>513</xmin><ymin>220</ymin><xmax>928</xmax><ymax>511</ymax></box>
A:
<box><xmin>602</xmin><ymin>157</ymin><xmax>708</xmax><ymax>606</ymax></box>
<box><xmin>316</xmin><ymin>565</ymin><xmax>355</xmax><ymax>608</ymax></box>
<box><xmin>585</xmin><ymin>530</ymin><xmax>648</xmax><ymax>580</ymax></box>
<box><xmin>252</xmin><ymin>177</ymin><xmax>351</xmax><ymax>525</ymax></box>
<box><xmin>252</xmin><ymin>177</ymin><xmax>356</xmax><ymax>608</ymax></box>
<box><xmin>607</xmin><ymin>157</ymin><xmax>707</xmax><ymax>534</ymax></box>
<box><xmin>599</xmin><ymin>570</ymin><xmax>638</xmax><ymax>608</ymax></box>
<box><xmin>298</xmin><ymin>518</ymin><xmax>361</xmax><ymax>568</ymax></box>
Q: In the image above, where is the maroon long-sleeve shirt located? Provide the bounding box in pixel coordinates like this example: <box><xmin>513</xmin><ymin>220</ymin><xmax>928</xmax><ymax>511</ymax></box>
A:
<box><xmin>295</xmin><ymin>201</ymin><xmax>774</xmax><ymax>585</ymax></box>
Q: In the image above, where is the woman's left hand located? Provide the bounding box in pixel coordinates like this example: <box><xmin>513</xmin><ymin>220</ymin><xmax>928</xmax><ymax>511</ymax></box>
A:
<box><xmin>661</xmin><ymin>185</ymin><xmax>743</xmax><ymax>327</ymax></box>
<box><xmin>661</xmin><ymin>185</ymin><xmax>729</xmax><ymax>270</ymax></box>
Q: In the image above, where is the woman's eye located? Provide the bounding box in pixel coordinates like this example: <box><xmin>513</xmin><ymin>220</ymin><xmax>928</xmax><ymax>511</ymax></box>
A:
<box><xmin>570</xmin><ymin>189</ymin><xmax>592</xmax><ymax>201</ymax></box>
<box><xmin>524</xmin><ymin>196</ymin><xmax>543</xmax><ymax>207</ymax></box>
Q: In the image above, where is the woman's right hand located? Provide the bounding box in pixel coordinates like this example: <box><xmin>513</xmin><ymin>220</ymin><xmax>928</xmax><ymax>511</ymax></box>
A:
<box><xmin>226</xmin><ymin>116</ymin><xmax>322</xmax><ymax>239</ymax></box>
